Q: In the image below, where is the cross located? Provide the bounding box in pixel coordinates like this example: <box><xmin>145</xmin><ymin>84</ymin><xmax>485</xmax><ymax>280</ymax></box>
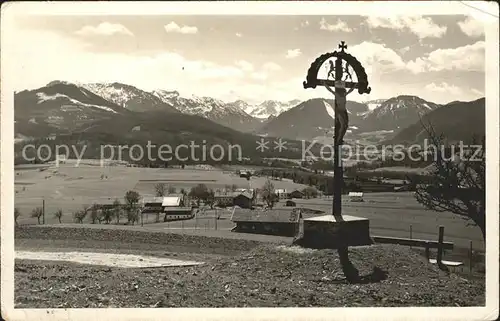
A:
<box><xmin>338</xmin><ymin>41</ymin><xmax>347</xmax><ymax>52</ymax></box>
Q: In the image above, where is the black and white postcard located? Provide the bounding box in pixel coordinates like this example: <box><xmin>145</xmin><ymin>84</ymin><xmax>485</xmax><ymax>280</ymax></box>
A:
<box><xmin>1</xmin><ymin>1</ymin><xmax>499</xmax><ymax>320</ymax></box>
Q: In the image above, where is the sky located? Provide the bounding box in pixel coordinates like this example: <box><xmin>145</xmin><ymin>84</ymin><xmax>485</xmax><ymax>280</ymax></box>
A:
<box><xmin>9</xmin><ymin>13</ymin><xmax>486</xmax><ymax>105</ymax></box>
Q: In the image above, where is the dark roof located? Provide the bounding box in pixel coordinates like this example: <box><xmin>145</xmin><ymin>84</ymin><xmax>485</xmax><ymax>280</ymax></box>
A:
<box><xmin>231</xmin><ymin>208</ymin><xmax>302</xmax><ymax>223</ymax></box>
<box><xmin>233</xmin><ymin>191</ymin><xmax>253</xmax><ymax>199</ymax></box>
<box><xmin>299</xmin><ymin>207</ymin><xmax>325</xmax><ymax>215</ymax></box>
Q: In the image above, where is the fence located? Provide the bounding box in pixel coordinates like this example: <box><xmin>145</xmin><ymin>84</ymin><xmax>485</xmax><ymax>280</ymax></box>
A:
<box><xmin>17</xmin><ymin>198</ymin><xmax>484</xmax><ymax>276</ymax></box>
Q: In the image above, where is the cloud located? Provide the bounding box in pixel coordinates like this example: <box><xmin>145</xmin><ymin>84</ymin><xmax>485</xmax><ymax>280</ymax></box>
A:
<box><xmin>75</xmin><ymin>22</ymin><xmax>133</xmax><ymax>37</ymax></box>
<box><xmin>471</xmin><ymin>88</ymin><xmax>484</xmax><ymax>96</ymax></box>
<box><xmin>425</xmin><ymin>82</ymin><xmax>462</xmax><ymax>96</ymax></box>
<box><xmin>164</xmin><ymin>21</ymin><xmax>198</xmax><ymax>34</ymax></box>
<box><xmin>399</xmin><ymin>46</ymin><xmax>410</xmax><ymax>54</ymax></box>
<box><xmin>458</xmin><ymin>16</ymin><xmax>484</xmax><ymax>37</ymax></box>
<box><xmin>365</xmin><ymin>16</ymin><xmax>447</xmax><ymax>39</ymax></box>
<box><xmin>250</xmin><ymin>72</ymin><xmax>268</xmax><ymax>81</ymax></box>
<box><xmin>408</xmin><ymin>41</ymin><xmax>485</xmax><ymax>73</ymax></box>
<box><xmin>262</xmin><ymin>62</ymin><xmax>281</xmax><ymax>72</ymax></box>
<box><xmin>285</xmin><ymin>49</ymin><xmax>301</xmax><ymax>59</ymax></box>
<box><xmin>347</xmin><ymin>42</ymin><xmax>407</xmax><ymax>74</ymax></box>
<box><xmin>235</xmin><ymin>32</ymin><xmax>243</xmax><ymax>37</ymax></box>
<box><xmin>11</xmin><ymin>29</ymin><xmax>247</xmax><ymax>94</ymax></box>
<box><xmin>234</xmin><ymin>60</ymin><xmax>254</xmax><ymax>72</ymax></box>
<box><xmin>319</xmin><ymin>18</ymin><xmax>352</xmax><ymax>32</ymax></box>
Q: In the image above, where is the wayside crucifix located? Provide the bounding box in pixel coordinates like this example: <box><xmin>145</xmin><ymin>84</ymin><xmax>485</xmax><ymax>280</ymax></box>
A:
<box><xmin>303</xmin><ymin>41</ymin><xmax>371</xmax><ymax>218</ymax></box>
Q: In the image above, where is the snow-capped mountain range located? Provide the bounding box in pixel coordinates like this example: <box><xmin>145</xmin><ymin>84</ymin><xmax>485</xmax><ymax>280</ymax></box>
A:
<box><xmin>79</xmin><ymin>82</ymin><xmax>303</xmax><ymax>132</ymax></box>
<box><xmin>243</xmin><ymin>99</ymin><xmax>303</xmax><ymax>119</ymax></box>
<box><xmin>258</xmin><ymin>95</ymin><xmax>444</xmax><ymax>142</ymax></box>
<box><xmin>17</xmin><ymin>81</ymin><xmax>303</xmax><ymax>133</ymax></box>
<box><xmin>15</xmin><ymin>80</ymin><xmax>481</xmax><ymax>145</ymax></box>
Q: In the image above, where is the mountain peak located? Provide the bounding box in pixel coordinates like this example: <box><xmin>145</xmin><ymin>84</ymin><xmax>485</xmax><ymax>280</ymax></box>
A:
<box><xmin>46</xmin><ymin>80</ymin><xmax>77</xmax><ymax>87</ymax></box>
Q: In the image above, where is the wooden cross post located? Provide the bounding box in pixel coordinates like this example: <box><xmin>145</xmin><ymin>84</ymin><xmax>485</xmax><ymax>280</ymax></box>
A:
<box><xmin>303</xmin><ymin>40</ymin><xmax>371</xmax><ymax>219</ymax></box>
<box><xmin>333</xmin><ymin>41</ymin><xmax>347</xmax><ymax>219</ymax></box>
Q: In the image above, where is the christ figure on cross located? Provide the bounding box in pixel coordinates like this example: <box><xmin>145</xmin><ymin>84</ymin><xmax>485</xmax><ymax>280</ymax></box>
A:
<box><xmin>325</xmin><ymin>59</ymin><xmax>349</xmax><ymax>145</ymax></box>
<box><xmin>324</xmin><ymin>85</ymin><xmax>348</xmax><ymax>146</ymax></box>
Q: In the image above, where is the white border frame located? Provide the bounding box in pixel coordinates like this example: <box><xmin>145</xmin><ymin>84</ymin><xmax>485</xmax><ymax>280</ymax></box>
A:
<box><xmin>1</xmin><ymin>1</ymin><xmax>498</xmax><ymax>320</ymax></box>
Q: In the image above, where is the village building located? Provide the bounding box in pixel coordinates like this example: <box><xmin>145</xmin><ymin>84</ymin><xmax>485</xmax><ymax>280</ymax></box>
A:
<box><xmin>274</xmin><ymin>188</ymin><xmax>289</xmax><ymax>199</ymax></box>
<box><xmin>235</xmin><ymin>188</ymin><xmax>255</xmax><ymax>195</ymax></box>
<box><xmin>141</xmin><ymin>196</ymin><xmax>164</xmax><ymax>214</ymax></box>
<box><xmin>161</xmin><ymin>194</ymin><xmax>192</xmax><ymax>221</ymax></box>
<box><xmin>348</xmin><ymin>192</ymin><xmax>364</xmax><ymax>202</ymax></box>
<box><xmin>231</xmin><ymin>208</ymin><xmax>303</xmax><ymax>237</ymax></box>
<box><xmin>289</xmin><ymin>189</ymin><xmax>305</xmax><ymax>199</ymax></box>
<box><xmin>139</xmin><ymin>195</ymin><xmax>192</xmax><ymax>222</ymax></box>
<box><xmin>214</xmin><ymin>191</ymin><xmax>235</xmax><ymax>207</ymax></box>
<box><xmin>233</xmin><ymin>190</ymin><xmax>254</xmax><ymax>209</ymax></box>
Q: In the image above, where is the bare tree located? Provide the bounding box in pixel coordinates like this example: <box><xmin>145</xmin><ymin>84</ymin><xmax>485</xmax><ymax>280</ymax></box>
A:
<box><xmin>124</xmin><ymin>190</ymin><xmax>141</xmax><ymax>224</ymax></box>
<box><xmin>73</xmin><ymin>210</ymin><xmax>87</xmax><ymax>223</ymax></box>
<box><xmin>14</xmin><ymin>208</ymin><xmax>21</xmax><ymax>227</ymax></box>
<box><xmin>206</xmin><ymin>189</ymin><xmax>216</xmax><ymax>209</ymax></box>
<box><xmin>113</xmin><ymin>199</ymin><xmax>122</xmax><ymax>224</ymax></box>
<box><xmin>30</xmin><ymin>207</ymin><xmax>43</xmax><ymax>225</ymax></box>
<box><xmin>167</xmin><ymin>185</ymin><xmax>177</xmax><ymax>194</ymax></box>
<box><xmin>154</xmin><ymin>183</ymin><xmax>166</xmax><ymax>197</ymax></box>
<box><xmin>101</xmin><ymin>208</ymin><xmax>113</xmax><ymax>224</ymax></box>
<box><xmin>413</xmin><ymin>122</ymin><xmax>485</xmax><ymax>240</ymax></box>
<box><xmin>261</xmin><ymin>179</ymin><xmax>278</xmax><ymax>209</ymax></box>
<box><xmin>89</xmin><ymin>203</ymin><xmax>100</xmax><ymax>224</ymax></box>
<box><xmin>53</xmin><ymin>209</ymin><xmax>63</xmax><ymax>223</ymax></box>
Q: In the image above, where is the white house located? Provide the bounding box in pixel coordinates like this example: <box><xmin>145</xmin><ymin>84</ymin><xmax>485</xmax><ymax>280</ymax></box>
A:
<box><xmin>348</xmin><ymin>192</ymin><xmax>364</xmax><ymax>202</ymax></box>
<box><xmin>274</xmin><ymin>189</ymin><xmax>289</xmax><ymax>199</ymax></box>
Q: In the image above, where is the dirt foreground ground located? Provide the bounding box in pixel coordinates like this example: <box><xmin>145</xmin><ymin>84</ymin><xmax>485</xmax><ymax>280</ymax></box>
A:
<box><xmin>14</xmin><ymin>226</ymin><xmax>485</xmax><ymax>308</ymax></box>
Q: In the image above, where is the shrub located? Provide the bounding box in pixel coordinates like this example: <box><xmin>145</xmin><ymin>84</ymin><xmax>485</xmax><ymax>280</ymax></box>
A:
<box><xmin>89</xmin><ymin>203</ymin><xmax>100</xmax><ymax>224</ymax></box>
<box><xmin>73</xmin><ymin>210</ymin><xmax>87</xmax><ymax>223</ymax></box>
<box><xmin>101</xmin><ymin>208</ymin><xmax>113</xmax><ymax>224</ymax></box>
<box><xmin>113</xmin><ymin>199</ymin><xmax>122</xmax><ymax>224</ymax></box>
<box><xmin>154</xmin><ymin>183</ymin><xmax>166</xmax><ymax>197</ymax></box>
<box><xmin>14</xmin><ymin>208</ymin><xmax>21</xmax><ymax>226</ymax></box>
<box><xmin>30</xmin><ymin>207</ymin><xmax>43</xmax><ymax>224</ymax></box>
<box><xmin>53</xmin><ymin>209</ymin><xmax>63</xmax><ymax>223</ymax></box>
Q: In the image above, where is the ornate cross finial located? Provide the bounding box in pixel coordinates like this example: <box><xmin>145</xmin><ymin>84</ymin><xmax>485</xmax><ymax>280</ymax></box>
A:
<box><xmin>338</xmin><ymin>41</ymin><xmax>347</xmax><ymax>52</ymax></box>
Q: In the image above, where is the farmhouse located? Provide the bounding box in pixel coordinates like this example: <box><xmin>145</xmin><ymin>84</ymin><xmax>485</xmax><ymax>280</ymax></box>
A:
<box><xmin>274</xmin><ymin>189</ymin><xmax>289</xmax><ymax>199</ymax></box>
<box><xmin>239</xmin><ymin>169</ymin><xmax>254</xmax><ymax>178</ymax></box>
<box><xmin>231</xmin><ymin>208</ymin><xmax>302</xmax><ymax>237</ymax></box>
<box><xmin>233</xmin><ymin>191</ymin><xmax>254</xmax><ymax>209</ymax></box>
<box><xmin>214</xmin><ymin>192</ymin><xmax>234</xmax><ymax>207</ymax></box>
<box><xmin>235</xmin><ymin>188</ymin><xmax>255</xmax><ymax>195</ymax></box>
<box><xmin>141</xmin><ymin>196</ymin><xmax>164</xmax><ymax>214</ymax></box>
<box><xmin>289</xmin><ymin>190</ymin><xmax>304</xmax><ymax>199</ymax></box>
<box><xmin>348</xmin><ymin>192</ymin><xmax>364</xmax><ymax>202</ymax></box>
<box><xmin>139</xmin><ymin>195</ymin><xmax>191</xmax><ymax>221</ymax></box>
<box><xmin>163</xmin><ymin>206</ymin><xmax>194</xmax><ymax>222</ymax></box>
<box><xmin>162</xmin><ymin>194</ymin><xmax>187</xmax><ymax>207</ymax></box>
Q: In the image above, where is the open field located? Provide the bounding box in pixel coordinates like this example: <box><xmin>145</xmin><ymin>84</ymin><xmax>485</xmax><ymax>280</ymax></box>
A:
<box><xmin>14</xmin><ymin>226</ymin><xmax>485</xmax><ymax>308</ymax></box>
<box><xmin>14</xmin><ymin>162</ymin><xmax>309</xmax><ymax>224</ymax></box>
<box><xmin>16</xmin><ymin>164</ymin><xmax>485</xmax><ymax>252</ymax></box>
